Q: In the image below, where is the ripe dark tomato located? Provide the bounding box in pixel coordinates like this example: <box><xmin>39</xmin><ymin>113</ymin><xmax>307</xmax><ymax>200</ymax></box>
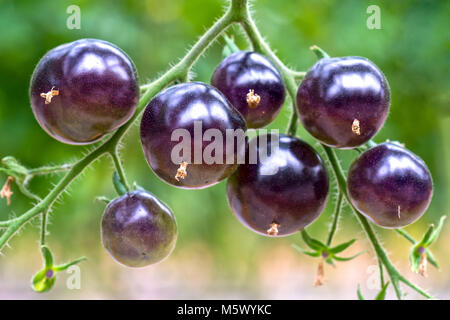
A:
<box><xmin>140</xmin><ymin>82</ymin><xmax>247</xmax><ymax>189</ymax></box>
<box><xmin>347</xmin><ymin>143</ymin><xmax>433</xmax><ymax>228</ymax></box>
<box><xmin>211</xmin><ymin>51</ymin><xmax>285</xmax><ymax>128</ymax></box>
<box><xmin>227</xmin><ymin>134</ymin><xmax>329</xmax><ymax>237</ymax></box>
<box><xmin>101</xmin><ymin>190</ymin><xmax>177</xmax><ymax>268</ymax></box>
<box><xmin>30</xmin><ymin>39</ymin><xmax>139</xmax><ymax>144</ymax></box>
<box><xmin>297</xmin><ymin>57</ymin><xmax>390</xmax><ymax>149</ymax></box>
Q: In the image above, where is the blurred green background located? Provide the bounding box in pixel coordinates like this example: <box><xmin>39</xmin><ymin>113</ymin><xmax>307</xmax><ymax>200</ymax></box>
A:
<box><xmin>0</xmin><ymin>0</ymin><xmax>449</xmax><ymax>299</ymax></box>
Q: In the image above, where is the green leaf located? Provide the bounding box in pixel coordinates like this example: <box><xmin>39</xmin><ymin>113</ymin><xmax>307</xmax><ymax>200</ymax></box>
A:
<box><xmin>329</xmin><ymin>238</ymin><xmax>356</xmax><ymax>254</ymax></box>
<box><xmin>222</xmin><ymin>34</ymin><xmax>240</xmax><ymax>58</ymax></box>
<box><xmin>113</xmin><ymin>171</ymin><xmax>128</xmax><ymax>196</ymax></box>
<box><xmin>357</xmin><ymin>284</ymin><xmax>365</xmax><ymax>300</ymax></box>
<box><xmin>420</xmin><ymin>224</ymin><xmax>436</xmax><ymax>246</ymax></box>
<box><xmin>425</xmin><ymin>216</ymin><xmax>446</xmax><ymax>246</ymax></box>
<box><xmin>375</xmin><ymin>282</ymin><xmax>390</xmax><ymax>300</ymax></box>
<box><xmin>292</xmin><ymin>244</ymin><xmax>321</xmax><ymax>258</ymax></box>
<box><xmin>333</xmin><ymin>250</ymin><xmax>366</xmax><ymax>262</ymax></box>
<box><xmin>426</xmin><ymin>249</ymin><xmax>439</xmax><ymax>269</ymax></box>
<box><xmin>95</xmin><ymin>196</ymin><xmax>111</xmax><ymax>205</ymax></box>
<box><xmin>301</xmin><ymin>230</ymin><xmax>327</xmax><ymax>251</ymax></box>
<box><xmin>41</xmin><ymin>245</ymin><xmax>53</xmax><ymax>269</ymax></box>
<box><xmin>325</xmin><ymin>257</ymin><xmax>335</xmax><ymax>266</ymax></box>
<box><xmin>31</xmin><ymin>269</ymin><xmax>55</xmax><ymax>293</ymax></box>
<box><xmin>53</xmin><ymin>256</ymin><xmax>87</xmax><ymax>272</ymax></box>
<box><xmin>309</xmin><ymin>45</ymin><xmax>330</xmax><ymax>60</ymax></box>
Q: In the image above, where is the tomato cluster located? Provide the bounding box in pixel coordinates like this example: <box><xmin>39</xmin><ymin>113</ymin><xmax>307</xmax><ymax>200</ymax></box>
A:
<box><xmin>30</xmin><ymin>39</ymin><xmax>432</xmax><ymax>267</ymax></box>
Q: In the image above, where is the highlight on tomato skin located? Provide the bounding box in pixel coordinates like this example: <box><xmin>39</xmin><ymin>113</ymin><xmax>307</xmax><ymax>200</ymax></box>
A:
<box><xmin>211</xmin><ymin>51</ymin><xmax>286</xmax><ymax>129</ymax></box>
<box><xmin>226</xmin><ymin>133</ymin><xmax>330</xmax><ymax>237</ymax></box>
<box><xmin>297</xmin><ymin>56</ymin><xmax>390</xmax><ymax>149</ymax></box>
<box><xmin>101</xmin><ymin>190</ymin><xmax>177</xmax><ymax>268</ymax></box>
<box><xmin>347</xmin><ymin>143</ymin><xmax>433</xmax><ymax>229</ymax></box>
<box><xmin>29</xmin><ymin>38</ymin><xmax>140</xmax><ymax>145</ymax></box>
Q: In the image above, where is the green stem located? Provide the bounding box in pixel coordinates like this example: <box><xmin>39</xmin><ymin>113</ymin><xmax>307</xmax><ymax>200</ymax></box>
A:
<box><xmin>40</xmin><ymin>208</ymin><xmax>49</xmax><ymax>246</ymax></box>
<box><xmin>0</xmin><ymin>6</ymin><xmax>236</xmax><ymax>252</ymax></box>
<box><xmin>379</xmin><ymin>260</ymin><xmax>385</xmax><ymax>287</ymax></box>
<box><xmin>326</xmin><ymin>191</ymin><xmax>343</xmax><ymax>246</ymax></box>
<box><xmin>28</xmin><ymin>164</ymin><xmax>73</xmax><ymax>176</ymax></box>
<box><xmin>395</xmin><ymin>228</ymin><xmax>415</xmax><ymax>244</ymax></box>
<box><xmin>110</xmin><ymin>152</ymin><xmax>130</xmax><ymax>192</ymax></box>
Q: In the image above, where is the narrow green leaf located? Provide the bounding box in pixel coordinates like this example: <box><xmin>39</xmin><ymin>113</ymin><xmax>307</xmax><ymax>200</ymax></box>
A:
<box><xmin>425</xmin><ymin>215</ymin><xmax>446</xmax><ymax>246</ymax></box>
<box><xmin>95</xmin><ymin>196</ymin><xmax>111</xmax><ymax>204</ymax></box>
<box><xmin>426</xmin><ymin>250</ymin><xmax>439</xmax><ymax>269</ymax></box>
<box><xmin>333</xmin><ymin>250</ymin><xmax>366</xmax><ymax>262</ymax></box>
<box><xmin>329</xmin><ymin>238</ymin><xmax>356</xmax><ymax>254</ymax></box>
<box><xmin>53</xmin><ymin>256</ymin><xmax>87</xmax><ymax>272</ymax></box>
<box><xmin>420</xmin><ymin>224</ymin><xmax>435</xmax><ymax>246</ymax></box>
<box><xmin>310</xmin><ymin>45</ymin><xmax>330</xmax><ymax>60</ymax></box>
<box><xmin>292</xmin><ymin>244</ymin><xmax>321</xmax><ymax>257</ymax></box>
<box><xmin>113</xmin><ymin>171</ymin><xmax>128</xmax><ymax>196</ymax></box>
<box><xmin>301</xmin><ymin>230</ymin><xmax>327</xmax><ymax>251</ymax></box>
<box><xmin>222</xmin><ymin>34</ymin><xmax>240</xmax><ymax>58</ymax></box>
<box><xmin>357</xmin><ymin>284</ymin><xmax>365</xmax><ymax>300</ymax></box>
<box><xmin>375</xmin><ymin>282</ymin><xmax>390</xmax><ymax>300</ymax></box>
<box><xmin>325</xmin><ymin>257</ymin><xmax>335</xmax><ymax>266</ymax></box>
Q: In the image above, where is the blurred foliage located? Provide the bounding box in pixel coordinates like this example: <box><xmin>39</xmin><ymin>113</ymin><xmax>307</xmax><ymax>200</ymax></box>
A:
<box><xmin>0</xmin><ymin>0</ymin><xmax>449</xmax><ymax>298</ymax></box>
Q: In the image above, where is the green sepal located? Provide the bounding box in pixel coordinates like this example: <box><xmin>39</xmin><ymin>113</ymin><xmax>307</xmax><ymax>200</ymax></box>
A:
<box><xmin>425</xmin><ymin>216</ymin><xmax>446</xmax><ymax>246</ymax></box>
<box><xmin>222</xmin><ymin>34</ymin><xmax>240</xmax><ymax>58</ymax></box>
<box><xmin>53</xmin><ymin>256</ymin><xmax>87</xmax><ymax>272</ymax></box>
<box><xmin>301</xmin><ymin>230</ymin><xmax>327</xmax><ymax>251</ymax></box>
<box><xmin>375</xmin><ymin>282</ymin><xmax>390</xmax><ymax>300</ymax></box>
<box><xmin>426</xmin><ymin>249</ymin><xmax>439</xmax><ymax>269</ymax></box>
<box><xmin>292</xmin><ymin>244</ymin><xmax>321</xmax><ymax>258</ymax></box>
<box><xmin>310</xmin><ymin>45</ymin><xmax>330</xmax><ymax>60</ymax></box>
<box><xmin>324</xmin><ymin>257</ymin><xmax>335</xmax><ymax>266</ymax></box>
<box><xmin>333</xmin><ymin>250</ymin><xmax>366</xmax><ymax>262</ymax></box>
<box><xmin>357</xmin><ymin>284</ymin><xmax>365</xmax><ymax>300</ymax></box>
<box><xmin>113</xmin><ymin>171</ymin><xmax>128</xmax><ymax>196</ymax></box>
<box><xmin>329</xmin><ymin>238</ymin><xmax>356</xmax><ymax>254</ymax></box>
<box><xmin>95</xmin><ymin>196</ymin><xmax>111</xmax><ymax>205</ymax></box>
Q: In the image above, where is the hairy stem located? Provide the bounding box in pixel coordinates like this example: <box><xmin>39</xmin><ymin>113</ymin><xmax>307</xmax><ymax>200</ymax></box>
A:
<box><xmin>0</xmin><ymin>5</ymin><xmax>236</xmax><ymax>252</ymax></box>
<box><xmin>326</xmin><ymin>191</ymin><xmax>343</xmax><ymax>246</ymax></box>
<box><xmin>40</xmin><ymin>208</ymin><xmax>49</xmax><ymax>246</ymax></box>
<box><xmin>110</xmin><ymin>152</ymin><xmax>130</xmax><ymax>192</ymax></box>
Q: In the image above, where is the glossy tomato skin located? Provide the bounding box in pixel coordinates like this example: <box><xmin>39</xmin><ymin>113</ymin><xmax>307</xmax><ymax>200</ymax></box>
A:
<box><xmin>30</xmin><ymin>39</ymin><xmax>139</xmax><ymax>144</ymax></box>
<box><xmin>211</xmin><ymin>51</ymin><xmax>285</xmax><ymax>128</ymax></box>
<box><xmin>347</xmin><ymin>143</ymin><xmax>433</xmax><ymax>228</ymax></box>
<box><xmin>297</xmin><ymin>57</ymin><xmax>390</xmax><ymax>149</ymax></box>
<box><xmin>101</xmin><ymin>191</ymin><xmax>177</xmax><ymax>268</ymax></box>
<box><xmin>140</xmin><ymin>82</ymin><xmax>247</xmax><ymax>189</ymax></box>
<box><xmin>227</xmin><ymin>134</ymin><xmax>329</xmax><ymax>237</ymax></box>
